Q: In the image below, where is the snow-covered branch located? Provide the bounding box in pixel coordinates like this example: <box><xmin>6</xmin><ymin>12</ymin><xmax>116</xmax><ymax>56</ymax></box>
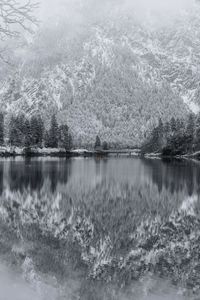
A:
<box><xmin>0</xmin><ymin>0</ymin><xmax>38</xmax><ymax>40</ymax></box>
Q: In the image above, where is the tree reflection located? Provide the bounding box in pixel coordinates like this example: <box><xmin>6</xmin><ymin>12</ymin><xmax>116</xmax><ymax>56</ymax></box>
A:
<box><xmin>0</xmin><ymin>163</ymin><xmax>4</xmax><ymax>196</ymax></box>
<box><xmin>9</xmin><ymin>160</ymin><xmax>44</xmax><ymax>192</ymax></box>
<box><xmin>7</xmin><ymin>158</ymin><xmax>72</xmax><ymax>193</ymax></box>
<box><xmin>143</xmin><ymin>158</ymin><xmax>200</xmax><ymax>196</ymax></box>
<box><xmin>46</xmin><ymin>159</ymin><xmax>72</xmax><ymax>192</ymax></box>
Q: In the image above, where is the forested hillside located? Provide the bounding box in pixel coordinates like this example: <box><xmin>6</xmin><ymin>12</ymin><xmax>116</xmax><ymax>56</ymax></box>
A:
<box><xmin>142</xmin><ymin>113</ymin><xmax>200</xmax><ymax>156</ymax></box>
<box><xmin>1</xmin><ymin>0</ymin><xmax>200</xmax><ymax>146</ymax></box>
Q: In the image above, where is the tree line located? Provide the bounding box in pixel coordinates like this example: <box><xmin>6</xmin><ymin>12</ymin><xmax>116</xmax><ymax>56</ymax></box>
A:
<box><xmin>94</xmin><ymin>135</ymin><xmax>109</xmax><ymax>151</ymax></box>
<box><xmin>142</xmin><ymin>113</ymin><xmax>200</xmax><ymax>156</ymax></box>
<box><xmin>0</xmin><ymin>113</ymin><xmax>73</xmax><ymax>150</ymax></box>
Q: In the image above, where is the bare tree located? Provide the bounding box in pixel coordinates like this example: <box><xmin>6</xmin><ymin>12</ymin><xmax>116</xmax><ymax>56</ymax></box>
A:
<box><xmin>0</xmin><ymin>0</ymin><xmax>38</xmax><ymax>40</ymax></box>
<box><xmin>0</xmin><ymin>0</ymin><xmax>38</xmax><ymax>64</ymax></box>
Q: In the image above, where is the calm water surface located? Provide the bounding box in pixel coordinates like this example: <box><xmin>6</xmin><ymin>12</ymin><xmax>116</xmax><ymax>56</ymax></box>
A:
<box><xmin>0</xmin><ymin>157</ymin><xmax>200</xmax><ymax>300</ymax></box>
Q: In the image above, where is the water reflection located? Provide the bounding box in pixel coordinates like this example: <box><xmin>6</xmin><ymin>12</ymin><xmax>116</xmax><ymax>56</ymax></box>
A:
<box><xmin>0</xmin><ymin>157</ymin><xmax>199</xmax><ymax>200</ymax></box>
<box><xmin>143</xmin><ymin>158</ymin><xmax>200</xmax><ymax>196</ymax></box>
<box><xmin>2</xmin><ymin>158</ymin><xmax>72</xmax><ymax>194</ymax></box>
<box><xmin>0</xmin><ymin>260</ymin><xmax>186</xmax><ymax>300</ymax></box>
<box><xmin>0</xmin><ymin>157</ymin><xmax>200</xmax><ymax>299</ymax></box>
<box><xmin>1</xmin><ymin>157</ymin><xmax>200</xmax><ymax>251</ymax></box>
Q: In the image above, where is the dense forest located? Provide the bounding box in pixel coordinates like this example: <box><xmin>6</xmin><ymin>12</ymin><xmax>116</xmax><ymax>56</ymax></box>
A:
<box><xmin>0</xmin><ymin>114</ymin><xmax>73</xmax><ymax>150</ymax></box>
<box><xmin>142</xmin><ymin>113</ymin><xmax>200</xmax><ymax>156</ymax></box>
<box><xmin>1</xmin><ymin>111</ymin><xmax>199</xmax><ymax>155</ymax></box>
<box><xmin>0</xmin><ymin>113</ymin><xmax>110</xmax><ymax>152</ymax></box>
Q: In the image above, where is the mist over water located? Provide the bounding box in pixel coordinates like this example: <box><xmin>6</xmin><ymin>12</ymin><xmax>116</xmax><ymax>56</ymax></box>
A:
<box><xmin>0</xmin><ymin>261</ymin><xmax>187</xmax><ymax>300</ymax></box>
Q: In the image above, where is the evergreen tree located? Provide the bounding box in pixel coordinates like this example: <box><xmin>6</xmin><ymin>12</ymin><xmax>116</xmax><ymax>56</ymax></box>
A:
<box><xmin>59</xmin><ymin>124</ymin><xmax>72</xmax><ymax>150</ymax></box>
<box><xmin>141</xmin><ymin>123</ymin><xmax>161</xmax><ymax>154</ymax></box>
<box><xmin>163</xmin><ymin>121</ymin><xmax>170</xmax><ymax>145</ymax></box>
<box><xmin>175</xmin><ymin>118</ymin><xmax>181</xmax><ymax>135</ymax></box>
<box><xmin>186</xmin><ymin>113</ymin><xmax>195</xmax><ymax>153</ymax></box>
<box><xmin>178</xmin><ymin>119</ymin><xmax>185</xmax><ymax>137</ymax></box>
<box><xmin>151</xmin><ymin>126</ymin><xmax>160</xmax><ymax>152</ymax></box>
<box><xmin>144</xmin><ymin>115</ymin><xmax>200</xmax><ymax>156</ymax></box>
<box><xmin>30</xmin><ymin>116</ymin><xmax>38</xmax><ymax>146</ymax></box>
<box><xmin>9</xmin><ymin>115</ymin><xmax>26</xmax><ymax>147</ymax></box>
<box><xmin>157</xmin><ymin>118</ymin><xmax>164</xmax><ymax>149</ymax></box>
<box><xmin>24</xmin><ymin>119</ymin><xmax>32</xmax><ymax>147</ymax></box>
<box><xmin>170</xmin><ymin>117</ymin><xmax>177</xmax><ymax>135</ymax></box>
<box><xmin>68</xmin><ymin>133</ymin><xmax>73</xmax><ymax>150</ymax></box>
<box><xmin>94</xmin><ymin>135</ymin><xmax>101</xmax><ymax>149</ymax></box>
<box><xmin>9</xmin><ymin>116</ymin><xmax>16</xmax><ymax>146</ymax></box>
<box><xmin>0</xmin><ymin>113</ymin><xmax>4</xmax><ymax>146</ymax></box>
<box><xmin>49</xmin><ymin>114</ymin><xmax>59</xmax><ymax>148</ymax></box>
<box><xmin>195</xmin><ymin>113</ymin><xmax>200</xmax><ymax>151</ymax></box>
<box><xmin>102</xmin><ymin>141</ymin><xmax>108</xmax><ymax>150</ymax></box>
<box><xmin>44</xmin><ymin>130</ymin><xmax>50</xmax><ymax>148</ymax></box>
<box><xmin>30</xmin><ymin>115</ymin><xmax>44</xmax><ymax>147</ymax></box>
<box><xmin>37</xmin><ymin>115</ymin><xmax>44</xmax><ymax>147</ymax></box>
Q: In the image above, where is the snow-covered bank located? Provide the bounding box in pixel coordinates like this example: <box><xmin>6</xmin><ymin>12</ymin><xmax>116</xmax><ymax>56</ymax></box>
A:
<box><xmin>183</xmin><ymin>151</ymin><xmax>200</xmax><ymax>160</ymax></box>
<box><xmin>0</xmin><ymin>147</ymin><xmax>141</xmax><ymax>157</ymax></box>
<box><xmin>0</xmin><ymin>146</ymin><xmax>68</xmax><ymax>157</ymax></box>
<box><xmin>0</xmin><ymin>147</ymin><xmax>95</xmax><ymax>157</ymax></box>
<box><xmin>143</xmin><ymin>152</ymin><xmax>162</xmax><ymax>159</ymax></box>
<box><xmin>143</xmin><ymin>151</ymin><xmax>200</xmax><ymax>162</ymax></box>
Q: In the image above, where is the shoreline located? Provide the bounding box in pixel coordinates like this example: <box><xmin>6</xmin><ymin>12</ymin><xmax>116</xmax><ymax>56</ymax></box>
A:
<box><xmin>0</xmin><ymin>147</ymin><xmax>199</xmax><ymax>162</ymax></box>
<box><xmin>0</xmin><ymin>147</ymin><xmax>141</xmax><ymax>158</ymax></box>
<box><xmin>143</xmin><ymin>151</ymin><xmax>200</xmax><ymax>162</ymax></box>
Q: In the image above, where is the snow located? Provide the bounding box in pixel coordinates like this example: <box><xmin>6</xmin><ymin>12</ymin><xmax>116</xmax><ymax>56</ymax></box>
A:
<box><xmin>180</xmin><ymin>195</ymin><xmax>198</xmax><ymax>216</ymax></box>
<box><xmin>72</xmin><ymin>149</ymin><xmax>90</xmax><ymax>154</ymax></box>
<box><xmin>0</xmin><ymin>147</ymin><xmax>67</xmax><ymax>156</ymax></box>
<box><xmin>32</xmin><ymin>148</ymin><xmax>66</xmax><ymax>154</ymax></box>
<box><xmin>0</xmin><ymin>146</ymin><xmax>23</xmax><ymax>155</ymax></box>
<box><xmin>182</xmin><ymin>95</ymin><xmax>200</xmax><ymax>114</ymax></box>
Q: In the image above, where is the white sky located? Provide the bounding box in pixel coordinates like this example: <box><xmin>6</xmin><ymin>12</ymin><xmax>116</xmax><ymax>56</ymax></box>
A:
<box><xmin>31</xmin><ymin>0</ymin><xmax>197</xmax><ymax>36</ymax></box>
<box><xmin>38</xmin><ymin>0</ymin><xmax>196</xmax><ymax>21</ymax></box>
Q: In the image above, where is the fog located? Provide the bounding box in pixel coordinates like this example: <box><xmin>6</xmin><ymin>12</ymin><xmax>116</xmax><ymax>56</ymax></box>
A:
<box><xmin>0</xmin><ymin>262</ymin><xmax>186</xmax><ymax>300</ymax></box>
<box><xmin>38</xmin><ymin>0</ymin><xmax>196</xmax><ymax>23</ymax></box>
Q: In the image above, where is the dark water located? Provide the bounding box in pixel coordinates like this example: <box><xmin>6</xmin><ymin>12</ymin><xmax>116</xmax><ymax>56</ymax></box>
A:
<box><xmin>0</xmin><ymin>157</ymin><xmax>200</xmax><ymax>300</ymax></box>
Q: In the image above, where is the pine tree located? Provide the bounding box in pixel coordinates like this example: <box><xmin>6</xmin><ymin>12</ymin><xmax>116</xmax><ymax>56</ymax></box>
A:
<box><xmin>163</xmin><ymin>121</ymin><xmax>170</xmax><ymax>145</ymax></box>
<box><xmin>151</xmin><ymin>126</ymin><xmax>160</xmax><ymax>152</ymax></box>
<box><xmin>170</xmin><ymin>117</ymin><xmax>177</xmax><ymax>135</ymax></box>
<box><xmin>68</xmin><ymin>133</ymin><xmax>73</xmax><ymax>150</ymax></box>
<box><xmin>195</xmin><ymin>113</ymin><xmax>200</xmax><ymax>151</ymax></box>
<box><xmin>24</xmin><ymin>119</ymin><xmax>32</xmax><ymax>148</ymax></box>
<box><xmin>59</xmin><ymin>124</ymin><xmax>72</xmax><ymax>150</ymax></box>
<box><xmin>9</xmin><ymin>116</ymin><xmax>16</xmax><ymax>146</ymax></box>
<box><xmin>9</xmin><ymin>115</ymin><xmax>25</xmax><ymax>147</ymax></box>
<box><xmin>157</xmin><ymin>118</ymin><xmax>164</xmax><ymax>149</ymax></box>
<box><xmin>30</xmin><ymin>116</ymin><xmax>38</xmax><ymax>146</ymax></box>
<box><xmin>30</xmin><ymin>115</ymin><xmax>44</xmax><ymax>147</ymax></box>
<box><xmin>102</xmin><ymin>141</ymin><xmax>108</xmax><ymax>150</ymax></box>
<box><xmin>44</xmin><ymin>130</ymin><xmax>50</xmax><ymax>148</ymax></box>
<box><xmin>0</xmin><ymin>113</ymin><xmax>4</xmax><ymax>146</ymax></box>
<box><xmin>186</xmin><ymin>113</ymin><xmax>195</xmax><ymax>153</ymax></box>
<box><xmin>49</xmin><ymin>114</ymin><xmax>59</xmax><ymax>148</ymax></box>
<box><xmin>94</xmin><ymin>135</ymin><xmax>101</xmax><ymax>149</ymax></box>
<box><xmin>37</xmin><ymin>115</ymin><xmax>44</xmax><ymax>148</ymax></box>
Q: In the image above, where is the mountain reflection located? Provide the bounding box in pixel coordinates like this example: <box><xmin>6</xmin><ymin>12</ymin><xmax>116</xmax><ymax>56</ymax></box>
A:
<box><xmin>0</xmin><ymin>157</ymin><xmax>199</xmax><ymax>204</ymax></box>
<box><xmin>0</xmin><ymin>157</ymin><xmax>200</xmax><ymax>299</ymax></box>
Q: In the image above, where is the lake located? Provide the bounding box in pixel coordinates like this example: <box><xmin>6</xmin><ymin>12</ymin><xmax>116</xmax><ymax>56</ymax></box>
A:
<box><xmin>0</xmin><ymin>157</ymin><xmax>200</xmax><ymax>300</ymax></box>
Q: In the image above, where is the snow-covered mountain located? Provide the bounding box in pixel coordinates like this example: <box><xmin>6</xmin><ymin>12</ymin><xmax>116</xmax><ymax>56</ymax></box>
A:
<box><xmin>1</xmin><ymin>0</ymin><xmax>200</xmax><ymax>146</ymax></box>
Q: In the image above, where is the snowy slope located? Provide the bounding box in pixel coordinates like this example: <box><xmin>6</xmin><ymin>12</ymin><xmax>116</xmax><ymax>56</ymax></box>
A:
<box><xmin>1</xmin><ymin>1</ymin><xmax>200</xmax><ymax>145</ymax></box>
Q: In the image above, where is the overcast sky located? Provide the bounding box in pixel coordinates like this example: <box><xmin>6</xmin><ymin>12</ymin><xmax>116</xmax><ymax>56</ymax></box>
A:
<box><xmin>38</xmin><ymin>0</ymin><xmax>196</xmax><ymax>21</ymax></box>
